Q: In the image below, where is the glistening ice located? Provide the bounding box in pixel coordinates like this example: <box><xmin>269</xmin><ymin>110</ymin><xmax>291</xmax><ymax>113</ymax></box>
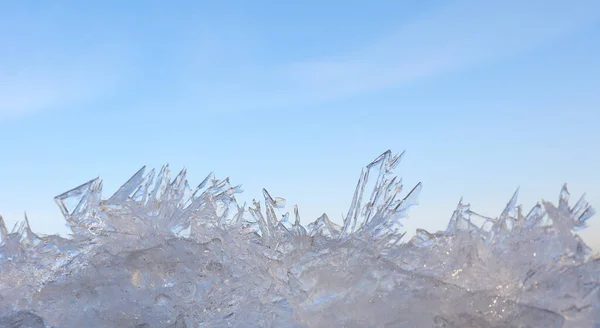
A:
<box><xmin>0</xmin><ymin>151</ymin><xmax>598</xmax><ymax>327</ymax></box>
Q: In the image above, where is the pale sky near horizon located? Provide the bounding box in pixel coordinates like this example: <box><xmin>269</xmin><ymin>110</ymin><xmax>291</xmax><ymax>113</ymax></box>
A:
<box><xmin>1</xmin><ymin>1</ymin><xmax>599</xmax><ymax>251</ymax></box>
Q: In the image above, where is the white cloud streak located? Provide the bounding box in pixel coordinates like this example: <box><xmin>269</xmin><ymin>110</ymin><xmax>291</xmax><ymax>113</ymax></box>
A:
<box><xmin>2</xmin><ymin>0</ymin><xmax>599</xmax><ymax>118</ymax></box>
<box><xmin>0</xmin><ymin>45</ymin><xmax>132</xmax><ymax>122</ymax></box>
<box><xmin>278</xmin><ymin>0</ymin><xmax>600</xmax><ymax>101</ymax></box>
<box><xmin>185</xmin><ymin>0</ymin><xmax>600</xmax><ymax>112</ymax></box>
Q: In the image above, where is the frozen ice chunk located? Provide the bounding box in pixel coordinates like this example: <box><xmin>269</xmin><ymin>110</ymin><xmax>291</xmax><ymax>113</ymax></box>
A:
<box><xmin>0</xmin><ymin>150</ymin><xmax>598</xmax><ymax>327</ymax></box>
<box><xmin>0</xmin><ymin>311</ymin><xmax>46</xmax><ymax>328</ymax></box>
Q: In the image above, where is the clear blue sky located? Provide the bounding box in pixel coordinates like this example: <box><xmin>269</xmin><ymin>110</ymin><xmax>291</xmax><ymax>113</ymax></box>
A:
<box><xmin>1</xmin><ymin>1</ymin><xmax>599</xmax><ymax>250</ymax></box>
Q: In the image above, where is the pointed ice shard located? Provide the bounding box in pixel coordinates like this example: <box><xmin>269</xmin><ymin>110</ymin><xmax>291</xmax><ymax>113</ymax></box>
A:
<box><xmin>446</xmin><ymin>198</ymin><xmax>495</xmax><ymax>242</ymax></box>
<box><xmin>15</xmin><ymin>212</ymin><xmax>40</xmax><ymax>248</ymax></box>
<box><xmin>109</xmin><ymin>166</ymin><xmax>146</xmax><ymax>202</ymax></box>
<box><xmin>491</xmin><ymin>188</ymin><xmax>520</xmax><ymax>242</ymax></box>
<box><xmin>0</xmin><ymin>215</ymin><xmax>8</xmax><ymax>246</ymax></box>
<box><xmin>571</xmin><ymin>194</ymin><xmax>595</xmax><ymax>231</ymax></box>
<box><xmin>411</xmin><ymin>229</ymin><xmax>436</xmax><ymax>247</ymax></box>
<box><xmin>273</xmin><ymin>197</ymin><xmax>287</xmax><ymax>209</ymax></box>
<box><xmin>278</xmin><ymin>212</ymin><xmax>294</xmax><ymax>233</ymax></box>
<box><xmin>246</xmin><ymin>188</ymin><xmax>292</xmax><ymax>246</ymax></box>
<box><xmin>132</xmin><ymin>168</ymin><xmax>155</xmax><ymax>204</ymax></box>
<box><xmin>167</xmin><ymin>169</ymin><xmax>189</xmax><ymax>202</ymax></box>
<box><xmin>293</xmin><ymin>205</ymin><xmax>301</xmax><ymax>226</ymax></box>
<box><xmin>343</xmin><ymin>168</ymin><xmax>367</xmax><ymax>235</ymax></box>
<box><xmin>149</xmin><ymin>165</ymin><xmax>171</xmax><ymax>202</ymax></box>
<box><xmin>10</xmin><ymin>217</ymin><xmax>29</xmax><ymax>243</ymax></box>
<box><xmin>446</xmin><ymin>198</ymin><xmax>466</xmax><ymax>234</ymax></box>
<box><xmin>159</xmin><ymin>168</ymin><xmax>190</xmax><ymax>218</ymax></box>
<box><xmin>227</xmin><ymin>201</ymin><xmax>246</xmax><ymax>228</ymax></box>
<box><xmin>559</xmin><ymin>183</ymin><xmax>570</xmax><ymax>212</ymax></box>
<box><xmin>262</xmin><ymin>189</ymin><xmax>279</xmax><ymax>233</ymax></box>
<box><xmin>54</xmin><ymin>178</ymin><xmax>102</xmax><ymax>220</ymax></box>
<box><xmin>0</xmin><ymin>150</ymin><xmax>599</xmax><ymax>326</ymax></box>
<box><xmin>366</xmin><ymin>149</ymin><xmax>392</xmax><ymax>169</ymax></box>
<box><xmin>196</xmin><ymin>172</ymin><xmax>215</xmax><ymax>192</ymax></box>
<box><xmin>54</xmin><ymin>178</ymin><xmax>103</xmax><ymax>236</ymax></box>
<box><xmin>501</xmin><ymin>188</ymin><xmax>520</xmax><ymax>220</ymax></box>
<box><xmin>360</xmin><ymin>182</ymin><xmax>421</xmax><ymax>242</ymax></box>
<box><xmin>540</xmin><ymin>184</ymin><xmax>593</xmax><ymax>234</ymax></box>
<box><xmin>393</xmin><ymin>182</ymin><xmax>421</xmax><ymax>212</ymax></box>
<box><xmin>466</xmin><ymin>210</ymin><xmax>495</xmax><ymax>235</ymax></box>
<box><xmin>341</xmin><ymin>150</ymin><xmax>414</xmax><ymax>239</ymax></box>
<box><xmin>291</xmin><ymin>205</ymin><xmax>307</xmax><ymax>237</ymax></box>
<box><xmin>524</xmin><ymin>202</ymin><xmax>546</xmax><ymax>228</ymax></box>
<box><xmin>249</xmin><ymin>200</ymin><xmax>274</xmax><ymax>244</ymax></box>
<box><xmin>22</xmin><ymin>212</ymin><xmax>36</xmax><ymax>241</ymax></box>
<box><xmin>307</xmin><ymin>214</ymin><xmax>341</xmax><ymax>238</ymax></box>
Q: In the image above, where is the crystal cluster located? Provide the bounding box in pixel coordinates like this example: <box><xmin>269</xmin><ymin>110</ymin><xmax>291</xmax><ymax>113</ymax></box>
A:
<box><xmin>0</xmin><ymin>151</ymin><xmax>597</xmax><ymax>327</ymax></box>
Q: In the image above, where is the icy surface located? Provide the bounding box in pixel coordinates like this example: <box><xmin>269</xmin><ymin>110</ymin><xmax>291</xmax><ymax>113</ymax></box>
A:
<box><xmin>0</xmin><ymin>150</ymin><xmax>598</xmax><ymax>327</ymax></box>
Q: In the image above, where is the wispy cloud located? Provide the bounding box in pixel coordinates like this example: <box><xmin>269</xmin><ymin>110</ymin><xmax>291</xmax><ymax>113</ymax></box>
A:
<box><xmin>278</xmin><ymin>0</ymin><xmax>600</xmax><ymax>101</ymax></box>
<box><xmin>0</xmin><ymin>44</ymin><xmax>132</xmax><ymax>122</ymax></box>
<box><xmin>184</xmin><ymin>0</ymin><xmax>600</xmax><ymax>112</ymax></box>
<box><xmin>3</xmin><ymin>0</ymin><xmax>598</xmax><ymax>118</ymax></box>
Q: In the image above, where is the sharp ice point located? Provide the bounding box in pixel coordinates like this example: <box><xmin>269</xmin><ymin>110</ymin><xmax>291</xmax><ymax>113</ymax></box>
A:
<box><xmin>0</xmin><ymin>150</ymin><xmax>597</xmax><ymax>326</ymax></box>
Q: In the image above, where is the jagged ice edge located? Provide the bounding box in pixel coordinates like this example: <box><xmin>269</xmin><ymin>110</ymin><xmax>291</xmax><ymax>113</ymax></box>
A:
<box><xmin>0</xmin><ymin>150</ymin><xmax>595</xmax><ymax>257</ymax></box>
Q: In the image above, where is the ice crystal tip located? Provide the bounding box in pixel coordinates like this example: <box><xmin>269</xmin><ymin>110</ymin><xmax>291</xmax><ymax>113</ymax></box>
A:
<box><xmin>0</xmin><ymin>215</ymin><xmax>7</xmax><ymax>244</ymax></box>
<box><xmin>0</xmin><ymin>150</ymin><xmax>598</xmax><ymax>327</ymax></box>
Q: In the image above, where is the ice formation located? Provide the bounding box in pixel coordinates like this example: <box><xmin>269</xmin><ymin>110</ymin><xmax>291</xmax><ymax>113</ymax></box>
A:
<box><xmin>0</xmin><ymin>150</ymin><xmax>598</xmax><ymax>327</ymax></box>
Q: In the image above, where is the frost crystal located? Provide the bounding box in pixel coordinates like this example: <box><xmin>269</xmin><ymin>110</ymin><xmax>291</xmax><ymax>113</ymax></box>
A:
<box><xmin>0</xmin><ymin>151</ymin><xmax>598</xmax><ymax>327</ymax></box>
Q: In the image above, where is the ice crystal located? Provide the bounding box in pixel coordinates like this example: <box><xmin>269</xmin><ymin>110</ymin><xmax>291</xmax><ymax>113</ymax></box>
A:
<box><xmin>0</xmin><ymin>150</ymin><xmax>598</xmax><ymax>327</ymax></box>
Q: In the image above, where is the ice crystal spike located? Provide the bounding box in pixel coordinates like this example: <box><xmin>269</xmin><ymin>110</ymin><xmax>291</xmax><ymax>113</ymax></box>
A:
<box><xmin>490</xmin><ymin>188</ymin><xmax>520</xmax><ymax>242</ymax></box>
<box><xmin>524</xmin><ymin>202</ymin><xmax>546</xmax><ymax>228</ymax></box>
<box><xmin>0</xmin><ymin>215</ymin><xmax>7</xmax><ymax>246</ymax></box>
<box><xmin>54</xmin><ymin>177</ymin><xmax>103</xmax><ymax>236</ymax></box>
<box><xmin>54</xmin><ymin>177</ymin><xmax>101</xmax><ymax>219</ymax></box>
<box><xmin>108</xmin><ymin>166</ymin><xmax>146</xmax><ymax>202</ymax></box>
<box><xmin>341</xmin><ymin>150</ymin><xmax>414</xmax><ymax>239</ymax></box>
<box><xmin>20</xmin><ymin>212</ymin><xmax>38</xmax><ymax>245</ymax></box>
<box><xmin>1</xmin><ymin>150</ymin><xmax>599</xmax><ymax>327</ymax></box>
<box><xmin>572</xmin><ymin>194</ymin><xmax>595</xmax><ymax>231</ymax></box>
<box><xmin>446</xmin><ymin>198</ymin><xmax>469</xmax><ymax>233</ymax></box>
<box><xmin>131</xmin><ymin>167</ymin><xmax>155</xmax><ymax>204</ymax></box>
<box><xmin>149</xmin><ymin>164</ymin><xmax>170</xmax><ymax>202</ymax></box>
<box><xmin>559</xmin><ymin>183</ymin><xmax>570</xmax><ymax>211</ymax></box>
<box><xmin>291</xmin><ymin>205</ymin><xmax>307</xmax><ymax>238</ymax></box>
<box><xmin>307</xmin><ymin>213</ymin><xmax>341</xmax><ymax>238</ymax></box>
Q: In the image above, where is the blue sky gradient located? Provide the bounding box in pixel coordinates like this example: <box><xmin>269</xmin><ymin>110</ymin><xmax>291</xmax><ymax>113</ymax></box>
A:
<box><xmin>1</xmin><ymin>1</ymin><xmax>599</xmax><ymax>249</ymax></box>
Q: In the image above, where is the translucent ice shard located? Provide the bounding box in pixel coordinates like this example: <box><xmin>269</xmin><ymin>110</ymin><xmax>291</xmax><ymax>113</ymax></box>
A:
<box><xmin>307</xmin><ymin>213</ymin><xmax>341</xmax><ymax>238</ymax></box>
<box><xmin>108</xmin><ymin>166</ymin><xmax>147</xmax><ymax>202</ymax></box>
<box><xmin>0</xmin><ymin>215</ymin><xmax>8</xmax><ymax>246</ymax></box>
<box><xmin>54</xmin><ymin>177</ymin><xmax>103</xmax><ymax>236</ymax></box>
<box><xmin>0</xmin><ymin>150</ymin><xmax>598</xmax><ymax>327</ymax></box>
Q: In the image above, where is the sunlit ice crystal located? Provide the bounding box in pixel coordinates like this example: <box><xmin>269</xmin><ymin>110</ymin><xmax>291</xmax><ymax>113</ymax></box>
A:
<box><xmin>0</xmin><ymin>151</ymin><xmax>598</xmax><ymax>327</ymax></box>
